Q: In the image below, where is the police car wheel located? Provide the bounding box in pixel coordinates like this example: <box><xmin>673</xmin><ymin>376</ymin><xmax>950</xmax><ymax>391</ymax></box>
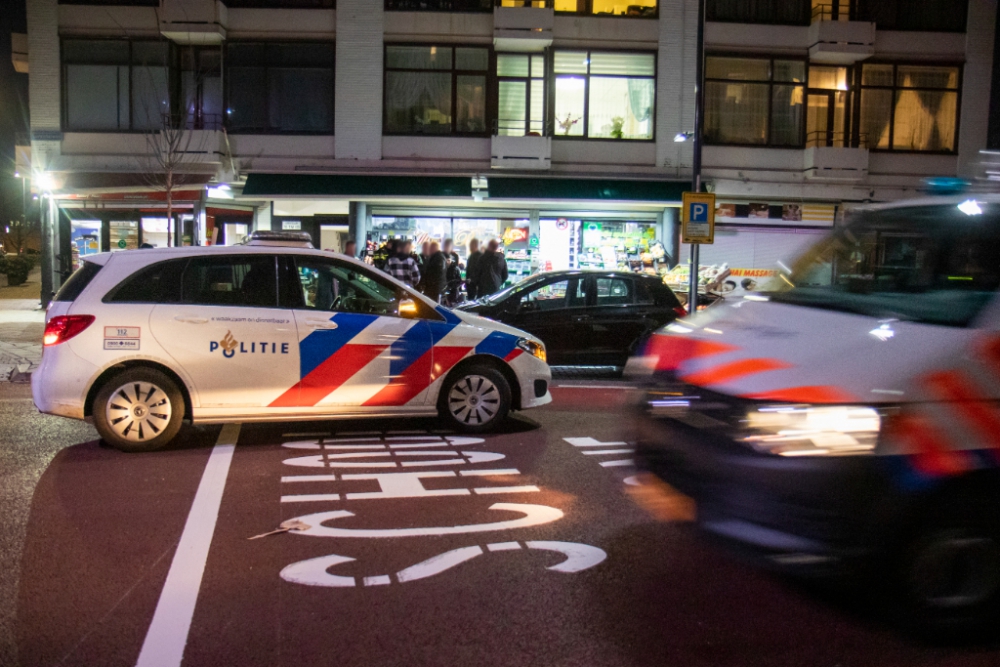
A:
<box><xmin>892</xmin><ymin>497</ymin><xmax>1000</xmax><ymax>639</ymax></box>
<box><xmin>440</xmin><ymin>366</ymin><xmax>511</xmax><ymax>433</ymax></box>
<box><xmin>93</xmin><ymin>368</ymin><xmax>184</xmax><ymax>453</ymax></box>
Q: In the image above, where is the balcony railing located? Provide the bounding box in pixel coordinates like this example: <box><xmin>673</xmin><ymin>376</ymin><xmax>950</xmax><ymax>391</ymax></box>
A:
<box><xmin>805</xmin><ymin>130</ymin><xmax>869</xmax><ymax>149</ymax></box>
<box><xmin>495</xmin><ymin>0</ymin><xmax>552</xmax><ymax>6</ymax></box>
<box><xmin>493</xmin><ymin>118</ymin><xmax>552</xmax><ymax>137</ymax></box>
<box><xmin>811</xmin><ymin>2</ymin><xmax>855</xmax><ymax>22</ymax></box>
<box><xmin>386</xmin><ymin>0</ymin><xmax>491</xmax><ymax>11</ymax></box>
<box><xmin>160</xmin><ymin>113</ymin><xmax>226</xmax><ymax>132</ymax></box>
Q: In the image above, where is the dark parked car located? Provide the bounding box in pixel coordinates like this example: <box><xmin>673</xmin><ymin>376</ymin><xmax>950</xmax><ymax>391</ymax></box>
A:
<box><xmin>456</xmin><ymin>270</ymin><xmax>686</xmax><ymax>366</ymax></box>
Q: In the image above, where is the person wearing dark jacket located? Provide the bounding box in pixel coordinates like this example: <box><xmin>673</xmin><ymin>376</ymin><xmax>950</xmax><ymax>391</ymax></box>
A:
<box><xmin>465</xmin><ymin>238</ymin><xmax>482</xmax><ymax>300</ymax></box>
<box><xmin>472</xmin><ymin>239</ymin><xmax>508</xmax><ymax>298</ymax></box>
<box><xmin>421</xmin><ymin>241</ymin><xmax>448</xmax><ymax>303</ymax></box>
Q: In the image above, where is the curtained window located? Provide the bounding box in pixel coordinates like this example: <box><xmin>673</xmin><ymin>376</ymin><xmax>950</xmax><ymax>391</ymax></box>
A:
<box><xmin>384</xmin><ymin>45</ymin><xmax>488</xmax><ymax>135</ymax></box>
<box><xmin>497</xmin><ymin>54</ymin><xmax>546</xmax><ymax>136</ymax></box>
<box><xmin>859</xmin><ymin>63</ymin><xmax>959</xmax><ymax>152</ymax></box>
<box><xmin>553</xmin><ymin>51</ymin><xmax>656</xmax><ymax>140</ymax></box>
<box><xmin>704</xmin><ymin>56</ymin><xmax>805</xmax><ymax>146</ymax></box>
<box><xmin>226</xmin><ymin>43</ymin><xmax>334</xmax><ymax>134</ymax></box>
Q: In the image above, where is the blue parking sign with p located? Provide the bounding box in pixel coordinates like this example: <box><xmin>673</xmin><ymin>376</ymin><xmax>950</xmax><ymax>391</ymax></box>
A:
<box><xmin>690</xmin><ymin>202</ymin><xmax>709</xmax><ymax>222</ymax></box>
<box><xmin>681</xmin><ymin>192</ymin><xmax>716</xmax><ymax>244</ymax></box>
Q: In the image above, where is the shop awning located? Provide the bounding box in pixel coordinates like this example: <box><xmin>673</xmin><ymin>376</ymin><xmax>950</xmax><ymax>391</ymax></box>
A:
<box><xmin>242</xmin><ymin>174</ymin><xmax>687</xmax><ymax>203</ymax></box>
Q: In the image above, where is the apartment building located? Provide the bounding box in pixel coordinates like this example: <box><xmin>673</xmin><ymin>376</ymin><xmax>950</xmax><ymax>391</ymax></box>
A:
<box><xmin>20</xmin><ymin>0</ymin><xmax>998</xmax><ymax>295</ymax></box>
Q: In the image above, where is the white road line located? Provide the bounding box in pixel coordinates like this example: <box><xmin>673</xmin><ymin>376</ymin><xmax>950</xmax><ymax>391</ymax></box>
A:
<box><xmin>582</xmin><ymin>449</ymin><xmax>635</xmax><ymax>456</ymax></box>
<box><xmin>135</xmin><ymin>423</ymin><xmax>240</xmax><ymax>667</ymax></box>
<box><xmin>282</xmin><ymin>432</ymin><xmax>330</xmax><ymax>438</ymax></box>
<box><xmin>564</xmin><ymin>437</ymin><xmax>628</xmax><ymax>448</ymax></box>
<box><xmin>599</xmin><ymin>459</ymin><xmax>635</xmax><ymax>468</ymax></box>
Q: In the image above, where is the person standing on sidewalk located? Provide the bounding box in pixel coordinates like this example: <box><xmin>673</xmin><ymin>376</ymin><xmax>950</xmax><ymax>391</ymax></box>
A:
<box><xmin>471</xmin><ymin>239</ymin><xmax>508</xmax><ymax>298</ymax></box>
<box><xmin>465</xmin><ymin>238</ymin><xmax>482</xmax><ymax>300</ymax></box>
<box><xmin>385</xmin><ymin>239</ymin><xmax>421</xmax><ymax>288</ymax></box>
<box><xmin>421</xmin><ymin>241</ymin><xmax>448</xmax><ymax>304</ymax></box>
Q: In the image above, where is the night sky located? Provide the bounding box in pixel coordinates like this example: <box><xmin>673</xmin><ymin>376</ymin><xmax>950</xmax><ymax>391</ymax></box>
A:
<box><xmin>0</xmin><ymin>0</ymin><xmax>30</xmax><ymax>239</ymax></box>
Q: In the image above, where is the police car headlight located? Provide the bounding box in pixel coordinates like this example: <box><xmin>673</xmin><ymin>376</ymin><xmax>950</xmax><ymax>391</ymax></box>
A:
<box><xmin>517</xmin><ymin>338</ymin><xmax>546</xmax><ymax>363</ymax></box>
<box><xmin>741</xmin><ymin>405</ymin><xmax>881</xmax><ymax>457</ymax></box>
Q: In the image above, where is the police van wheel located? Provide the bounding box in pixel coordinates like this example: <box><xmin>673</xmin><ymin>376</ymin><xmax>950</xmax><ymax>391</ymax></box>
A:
<box><xmin>93</xmin><ymin>368</ymin><xmax>185</xmax><ymax>453</ymax></box>
<box><xmin>439</xmin><ymin>365</ymin><xmax>511</xmax><ymax>433</ymax></box>
<box><xmin>890</xmin><ymin>493</ymin><xmax>1000</xmax><ymax>640</ymax></box>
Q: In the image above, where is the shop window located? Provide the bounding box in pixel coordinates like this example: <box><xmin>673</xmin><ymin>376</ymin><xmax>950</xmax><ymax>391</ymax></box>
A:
<box><xmin>497</xmin><ymin>54</ymin><xmax>546</xmax><ymax>136</ymax></box>
<box><xmin>859</xmin><ymin>63</ymin><xmax>960</xmax><ymax>152</ymax></box>
<box><xmin>553</xmin><ymin>51</ymin><xmax>655</xmax><ymax>140</ymax></box>
<box><xmin>63</xmin><ymin>39</ymin><xmax>169</xmax><ymax>131</ymax></box>
<box><xmin>553</xmin><ymin>0</ymin><xmax>657</xmax><ymax>18</ymax></box>
<box><xmin>704</xmin><ymin>56</ymin><xmax>805</xmax><ymax>147</ymax></box>
<box><xmin>384</xmin><ymin>45</ymin><xmax>488</xmax><ymax>135</ymax></box>
<box><xmin>181</xmin><ymin>256</ymin><xmax>279</xmax><ymax>308</ymax></box>
<box><xmin>226</xmin><ymin>43</ymin><xmax>334</xmax><ymax>134</ymax></box>
<box><xmin>179</xmin><ymin>47</ymin><xmax>222</xmax><ymax>130</ymax></box>
<box><xmin>706</xmin><ymin>0</ymin><xmax>810</xmax><ymax>25</ymax></box>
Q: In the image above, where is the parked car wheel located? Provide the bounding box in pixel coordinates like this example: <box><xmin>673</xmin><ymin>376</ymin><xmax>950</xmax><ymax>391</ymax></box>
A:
<box><xmin>92</xmin><ymin>368</ymin><xmax>185</xmax><ymax>453</ymax></box>
<box><xmin>439</xmin><ymin>364</ymin><xmax>511</xmax><ymax>433</ymax></box>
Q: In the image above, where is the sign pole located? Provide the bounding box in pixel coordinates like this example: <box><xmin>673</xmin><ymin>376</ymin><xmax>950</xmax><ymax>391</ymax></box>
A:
<box><xmin>688</xmin><ymin>0</ymin><xmax>706</xmax><ymax>315</ymax></box>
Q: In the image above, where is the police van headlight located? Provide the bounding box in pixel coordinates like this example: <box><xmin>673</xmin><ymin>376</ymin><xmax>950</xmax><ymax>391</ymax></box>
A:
<box><xmin>517</xmin><ymin>338</ymin><xmax>547</xmax><ymax>363</ymax></box>
<box><xmin>741</xmin><ymin>405</ymin><xmax>882</xmax><ymax>457</ymax></box>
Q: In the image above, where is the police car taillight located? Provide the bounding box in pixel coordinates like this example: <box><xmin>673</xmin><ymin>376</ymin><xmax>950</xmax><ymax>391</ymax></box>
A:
<box><xmin>43</xmin><ymin>315</ymin><xmax>95</xmax><ymax>346</ymax></box>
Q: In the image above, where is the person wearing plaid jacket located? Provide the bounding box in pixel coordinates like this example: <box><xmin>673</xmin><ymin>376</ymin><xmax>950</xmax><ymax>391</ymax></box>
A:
<box><xmin>384</xmin><ymin>239</ymin><xmax>421</xmax><ymax>288</ymax></box>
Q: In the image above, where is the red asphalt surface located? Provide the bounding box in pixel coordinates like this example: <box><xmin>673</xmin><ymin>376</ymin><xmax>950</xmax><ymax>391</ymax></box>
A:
<box><xmin>15</xmin><ymin>386</ymin><xmax>1000</xmax><ymax>667</ymax></box>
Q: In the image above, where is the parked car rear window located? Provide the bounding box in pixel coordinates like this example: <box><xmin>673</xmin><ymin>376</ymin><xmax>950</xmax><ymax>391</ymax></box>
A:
<box><xmin>54</xmin><ymin>261</ymin><xmax>102</xmax><ymax>302</ymax></box>
<box><xmin>104</xmin><ymin>259</ymin><xmax>187</xmax><ymax>304</ymax></box>
<box><xmin>594</xmin><ymin>278</ymin><xmax>632</xmax><ymax>306</ymax></box>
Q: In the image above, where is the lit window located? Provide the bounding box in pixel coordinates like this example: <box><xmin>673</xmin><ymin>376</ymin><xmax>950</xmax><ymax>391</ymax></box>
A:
<box><xmin>859</xmin><ymin>63</ymin><xmax>959</xmax><ymax>152</ymax></box>
<box><xmin>553</xmin><ymin>51</ymin><xmax>656</xmax><ymax>140</ymax></box>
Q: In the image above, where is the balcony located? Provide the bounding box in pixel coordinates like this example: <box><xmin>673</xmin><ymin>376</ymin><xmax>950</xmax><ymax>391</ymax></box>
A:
<box><xmin>808</xmin><ymin>3</ymin><xmax>874</xmax><ymax>65</ymax></box>
<box><xmin>804</xmin><ymin>132</ymin><xmax>868</xmax><ymax>181</ymax></box>
<box><xmin>491</xmin><ymin>120</ymin><xmax>551</xmax><ymax>169</ymax></box>
<box><xmin>494</xmin><ymin>0</ymin><xmax>554</xmax><ymax>52</ymax></box>
<box><xmin>160</xmin><ymin>0</ymin><xmax>228</xmax><ymax>44</ymax></box>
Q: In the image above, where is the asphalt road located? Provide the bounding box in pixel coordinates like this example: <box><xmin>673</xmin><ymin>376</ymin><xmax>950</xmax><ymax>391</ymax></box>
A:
<box><xmin>3</xmin><ymin>381</ymin><xmax>999</xmax><ymax>667</ymax></box>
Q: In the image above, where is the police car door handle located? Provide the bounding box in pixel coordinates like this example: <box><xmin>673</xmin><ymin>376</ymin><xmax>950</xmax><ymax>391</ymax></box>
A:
<box><xmin>305</xmin><ymin>319</ymin><xmax>338</xmax><ymax>330</ymax></box>
<box><xmin>174</xmin><ymin>316</ymin><xmax>208</xmax><ymax>324</ymax></box>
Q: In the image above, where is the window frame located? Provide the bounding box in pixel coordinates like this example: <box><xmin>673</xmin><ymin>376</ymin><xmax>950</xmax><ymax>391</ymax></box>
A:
<box><xmin>382</xmin><ymin>43</ymin><xmax>492</xmax><ymax>137</ymax></box>
<box><xmin>223</xmin><ymin>40</ymin><xmax>336</xmax><ymax>135</ymax></box>
<box><xmin>61</xmin><ymin>37</ymin><xmax>172</xmax><ymax>133</ymax></box>
<box><xmin>495</xmin><ymin>52</ymin><xmax>547</xmax><ymax>137</ymax></box>
<box><xmin>855</xmin><ymin>60</ymin><xmax>963</xmax><ymax>155</ymax></box>
<box><xmin>702</xmin><ymin>53</ymin><xmax>809</xmax><ymax>149</ymax></box>
<box><xmin>551</xmin><ymin>48</ymin><xmax>658</xmax><ymax>143</ymax></box>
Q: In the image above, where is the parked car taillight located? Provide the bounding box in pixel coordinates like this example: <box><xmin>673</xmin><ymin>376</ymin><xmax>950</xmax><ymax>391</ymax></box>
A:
<box><xmin>43</xmin><ymin>315</ymin><xmax>95</xmax><ymax>346</ymax></box>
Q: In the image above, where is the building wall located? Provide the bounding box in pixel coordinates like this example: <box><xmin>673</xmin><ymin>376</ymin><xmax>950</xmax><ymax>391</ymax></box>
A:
<box><xmin>29</xmin><ymin>0</ymin><xmax>1000</xmax><ymax>205</ymax></box>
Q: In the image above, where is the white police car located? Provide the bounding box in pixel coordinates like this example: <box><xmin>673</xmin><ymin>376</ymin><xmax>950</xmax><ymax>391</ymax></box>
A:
<box><xmin>33</xmin><ymin>235</ymin><xmax>551</xmax><ymax>452</ymax></box>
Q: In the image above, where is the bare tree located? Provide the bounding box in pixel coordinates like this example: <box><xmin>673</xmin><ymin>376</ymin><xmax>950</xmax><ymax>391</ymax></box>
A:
<box><xmin>141</xmin><ymin>113</ymin><xmax>204</xmax><ymax>246</ymax></box>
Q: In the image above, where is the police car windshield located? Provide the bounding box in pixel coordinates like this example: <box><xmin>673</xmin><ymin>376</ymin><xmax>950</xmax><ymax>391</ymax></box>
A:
<box><xmin>766</xmin><ymin>202</ymin><xmax>1000</xmax><ymax>327</ymax></box>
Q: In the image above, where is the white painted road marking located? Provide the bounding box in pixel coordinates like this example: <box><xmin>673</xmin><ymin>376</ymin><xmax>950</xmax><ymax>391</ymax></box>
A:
<box><xmin>135</xmin><ymin>423</ymin><xmax>240</xmax><ymax>667</ymax></box>
<box><xmin>279</xmin><ymin>541</ymin><xmax>607</xmax><ymax>588</ymax></box>
<box><xmin>599</xmin><ymin>460</ymin><xmax>635</xmax><ymax>468</ymax></box>
<box><xmin>279</xmin><ymin>469</ymin><xmax>538</xmax><ymax>502</ymax></box>
<box><xmin>582</xmin><ymin>449</ymin><xmax>635</xmax><ymax>456</ymax></box>
<box><xmin>289</xmin><ymin>503</ymin><xmax>563</xmax><ymax>538</ymax></box>
<box><xmin>564</xmin><ymin>437</ymin><xmax>628</xmax><ymax>448</ymax></box>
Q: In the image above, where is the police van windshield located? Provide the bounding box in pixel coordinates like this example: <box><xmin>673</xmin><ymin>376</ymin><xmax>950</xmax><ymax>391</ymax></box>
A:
<box><xmin>767</xmin><ymin>201</ymin><xmax>1000</xmax><ymax>327</ymax></box>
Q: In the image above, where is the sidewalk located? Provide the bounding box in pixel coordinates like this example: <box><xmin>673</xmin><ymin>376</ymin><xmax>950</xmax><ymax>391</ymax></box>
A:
<box><xmin>0</xmin><ymin>297</ymin><xmax>44</xmax><ymax>383</ymax></box>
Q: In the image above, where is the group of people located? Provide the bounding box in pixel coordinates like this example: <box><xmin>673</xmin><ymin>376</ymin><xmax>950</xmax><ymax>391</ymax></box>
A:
<box><xmin>371</xmin><ymin>237</ymin><xmax>509</xmax><ymax>304</ymax></box>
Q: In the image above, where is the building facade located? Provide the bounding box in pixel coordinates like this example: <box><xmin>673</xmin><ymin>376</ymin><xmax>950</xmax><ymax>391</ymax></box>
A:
<box><xmin>20</xmin><ymin>0</ymin><xmax>999</xmax><ymax>298</ymax></box>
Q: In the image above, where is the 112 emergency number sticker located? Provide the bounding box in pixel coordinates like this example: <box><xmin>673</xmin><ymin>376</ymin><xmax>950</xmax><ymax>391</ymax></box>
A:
<box><xmin>104</xmin><ymin>326</ymin><xmax>140</xmax><ymax>351</ymax></box>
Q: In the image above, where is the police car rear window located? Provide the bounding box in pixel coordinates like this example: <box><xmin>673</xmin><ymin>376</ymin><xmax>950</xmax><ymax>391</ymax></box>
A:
<box><xmin>54</xmin><ymin>261</ymin><xmax>102</xmax><ymax>302</ymax></box>
<box><xmin>103</xmin><ymin>259</ymin><xmax>187</xmax><ymax>304</ymax></box>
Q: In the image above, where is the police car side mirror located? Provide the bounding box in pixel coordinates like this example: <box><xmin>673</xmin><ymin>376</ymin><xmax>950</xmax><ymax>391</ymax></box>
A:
<box><xmin>398</xmin><ymin>298</ymin><xmax>419</xmax><ymax>319</ymax></box>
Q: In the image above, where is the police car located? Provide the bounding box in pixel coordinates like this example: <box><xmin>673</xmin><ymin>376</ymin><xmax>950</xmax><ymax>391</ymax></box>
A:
<box><xmin>630</xmin><ymin>196</ymin><xmax>1000</xmax><ymax>638</ymax></box>
<box><xmin>33</xmin><ymin>233</ymin><xmax>551</xmax><ymax>453</ymax></box>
